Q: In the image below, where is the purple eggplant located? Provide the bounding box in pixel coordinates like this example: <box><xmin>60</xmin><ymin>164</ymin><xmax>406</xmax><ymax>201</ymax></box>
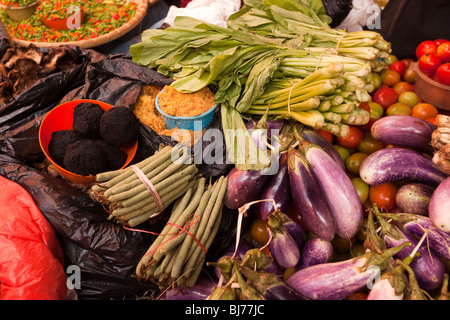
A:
<box><xmin>301</xmin><ymin>142</ymin><xmax>363</xmax><ymax>239</ymax></box>
<box><xmin>395</xmin><ymin>183</ymin><xmax>435</xmax><ymax>216</ymax></box>
<box><xmin>377</xmin><ymin>215</ymin><xmax>445</xmax><ymax>291</ymax></box>
<box><xmin>224</xmin><ymin>166</ymin><xmax>271</xmax><ymax>209</ymax></box>
<box><xmin>287</xmin><ymin>149</ymin><xmax>336</xmax><ymax>241</ymax></box>
<box><xmin>429</xmin><ymin>176</ymin><xmax>450</xmax><ymax>232</ymax></box>
<box><xmin>254</xmin><ymin>152</ymin><xmax>292</xmax><ymax>221</ymax></box>
<box><xmin>285</xmin><ymin>242</ymin><xmax>411</xmax><ymax>300</ymax></box>
<box><xmin>370</xmin><ymin>115</ymin><xmax>437</xmax><ymax>154</ymax></box>
<box><xmin>238</xmin><ymin>265</ymin><xmax>308</xmax><ymax>300</ymax></box>
<box><xmin>379</xmin><ymin>212</ymin><xmax>450</xmax><ymax>261</ymax></box>
<box><xmin>165</xmin><ymin>273</ymin><xmax>216</xmax><ymax>300</ymax></box>
<box><xmin>300</xmin><ymin>128</ymin><xmax>345</xmax><ymax>170</ymax></box>
<box><xmin>267</xmin><ymin>211</ymin><xmax>300</xmax><ymax>268</ymax></box>
<box><xmin>279</xmin><ymin>210</ymin><xmax>306</xmax><ymax>250</ymax></box>
<box><xmin>360</xmin><ymin>147</ymin><xmax>447</xmax><ymax>187</ymax></box>
<box><xmin>297</xmin><ymin>237</ymin><xmax>334</xmax><ymax>270</ymax></box>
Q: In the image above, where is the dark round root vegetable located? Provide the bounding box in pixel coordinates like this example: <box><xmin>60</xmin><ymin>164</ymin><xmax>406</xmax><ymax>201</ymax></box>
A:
<box><xmin>48</xmin><ymin>130</ymin><xmax>83</xmax><ymax>166</ymax></box>
<box><xmin>96</xmin><ymin>140</ymin><xmax>127</xmax><ymax>171</ymax></box>
<box><xmin>100</xmin><ymin>106</ymin><xmax>139</xmax><ymax>148</ymax></box>
<box><xmin>63</xmin><ymin>139</ymin><xmax>107</xmax><ymax>176</ymax></box>
<box><xmin>72</xmin><ymin>102</ymin><xmax>104</xmax><ymax>139</ymax></box>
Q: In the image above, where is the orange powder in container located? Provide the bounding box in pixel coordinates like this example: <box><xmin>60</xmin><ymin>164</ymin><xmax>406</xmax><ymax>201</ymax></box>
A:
<box><xmin>157</xmin><ymin>85</ymin><xmax>215</xmax><ymax>117</ymax></box>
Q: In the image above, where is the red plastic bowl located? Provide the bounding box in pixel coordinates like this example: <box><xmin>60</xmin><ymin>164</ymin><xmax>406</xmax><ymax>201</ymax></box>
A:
<box><xmin>39</xmin><ymin>99</ymin><xmax>138</xmax><ymax>185</ymax></box>
<box><xmin>41</xmin><ymin>10</ymin><xmax>84</xmax><ymax>30</ymax></box>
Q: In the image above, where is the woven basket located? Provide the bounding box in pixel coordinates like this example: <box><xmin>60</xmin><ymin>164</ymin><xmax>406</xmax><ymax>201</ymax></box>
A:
<box><xmin>12</xmin><ymin>0</ymin><xmax>148</xmax><ymax>49</ymax></box>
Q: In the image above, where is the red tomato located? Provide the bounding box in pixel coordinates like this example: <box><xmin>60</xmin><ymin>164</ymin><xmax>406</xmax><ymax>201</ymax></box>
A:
<box><xmin>401</xmin><ymin>58</ymin><xmax>414</xmax><ymax>68</ymax></box>
<box><xmin>390</xmin><ymin>61</ymin><xmax>406</xmax><ymax>77</ymax></box>
<box><xmin>418</xmin><ymin>53</ymin><xmax>441</xmax><ymax>74</ymax></box>
<box><xmin>372</xmin><ymin>86</ymin><xmax>398</xmax><ymax>110</ymax></box>
<box><xmin>436</xmin><ymin>63</ymin><xmax>450</xmax><ymax>86</ymax></box>
<box><xmin>336</xmin><ymin>126</ymin><xmax>363</xmax><ymax>149</ymax></box>
<box><xmin>434</xmin><ymin>39</ymin><xmax>449</xmax><ymax>47</ymax></box>
<box><xmin>437</xmin><ymin>42</ymin><xmax>450</xmax><ymax>63</ymax></box>
<box><xmin>316</xmin><ymin>128</ymin><xmax>334</xmax><ymax>144</ymax></box>
<box><xmin>369</xmin><ymin>182</ymin><xmax>397</xmax><ymax>211</ymax></box>
<box><xmin>416</xmin><ymin>40</ymin><xmax>438</xmax><ymax>59</ymax></box>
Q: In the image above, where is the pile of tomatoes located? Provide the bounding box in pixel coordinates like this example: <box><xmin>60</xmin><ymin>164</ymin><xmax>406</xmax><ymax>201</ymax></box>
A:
<box><xmin>415</xmin><ymin>39</ymin><xmax>450</xmax><ymax>86</ymax></box>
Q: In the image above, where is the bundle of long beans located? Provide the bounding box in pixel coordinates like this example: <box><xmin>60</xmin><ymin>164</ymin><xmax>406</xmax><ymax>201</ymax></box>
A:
<box><xmin>136</xmin><ymin>176</ymin><xmax>227</xmax><ymax>289</ymax></box>
<box><xmin>90</xmin><ymin>144</ymin><xmax>199</xmax><ymax>227</ymax></box>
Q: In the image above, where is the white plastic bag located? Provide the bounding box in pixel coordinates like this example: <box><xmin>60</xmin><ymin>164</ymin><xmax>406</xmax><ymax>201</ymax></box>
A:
<box><xmin>164</xmin><ymin>0</ymin><xmax>241</xmax><ymax>28</ymax></box>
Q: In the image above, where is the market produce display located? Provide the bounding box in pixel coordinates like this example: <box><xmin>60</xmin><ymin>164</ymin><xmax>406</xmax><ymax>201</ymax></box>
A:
<box><xmin>1</xmin><ymin>0</ymin><xmax>450</xmax><ymax>302</ymax></box>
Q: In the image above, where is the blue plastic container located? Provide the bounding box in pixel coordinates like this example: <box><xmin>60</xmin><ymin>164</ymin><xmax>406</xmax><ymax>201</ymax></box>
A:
<box><xmin>155</xmin><ymin>89</ymin><xmax>217</xmax><ymax>131</ymax></box>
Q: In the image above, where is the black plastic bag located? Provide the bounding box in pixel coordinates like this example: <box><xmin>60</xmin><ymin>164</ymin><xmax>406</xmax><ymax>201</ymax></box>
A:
<box><xmin>378</xmin><ymin>0</ymin><xmax>450</xmax><ymax>59</ymax></box>
<box><xmin>0</xmin><ymin>153</ymin><xmax>161</xmax><ymax>299</ymax></box>
<box><xmin>322</xmin><ymin>0</ymin><xmax>353</xmax><ymax>28</ymax></box>
<box><xmin>0</xmin><ymin>45</ymin><xmax>235</xmax><ymax>299</ymax></box>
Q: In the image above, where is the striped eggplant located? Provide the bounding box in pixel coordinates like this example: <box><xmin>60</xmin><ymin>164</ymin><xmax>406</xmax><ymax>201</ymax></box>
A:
<box><xmin>359</xmin><ymin>147</ymin><xmax>447</xmax><ymax>187</ymax></box>
<box><xmin>301</xmin><ymin>142</ymin><xmax>363</xmax><ymax>239</ymax></box>
<box><xmin>370</xmin><ymin>115</ymin><xmax>437</xmax><ymax>154</ymax></box>
<box><xmin>165</xmin><ymin>273</ymin><xmax>215</xmax><ymax>300</ymax></box>
<box><xmin>285</xmin><ymin>242</ymin><xmax>411</xmax><ymax>300</ymax></box>
<box><xmin>377</xmin><ymin>215</ymin><xmax>445</xmax><ymax>291</ymax></box>
<box><xmin>297</xmin><ymin>237</ymin><xmax>334</xmax><ymax>270</ymax></box>
<box><xmin>255</xmin><ymin>153</ymin><xmax>292</xmax><ymax>221</ymax></box>
<box><xmin>378</xmin><ymin>212</ymin><xmax>450</xmax><ymax>260</ymax></box>
<box><xmin>300</xmin><ymin>128</ymin><xmax>345</xmax><ymax>170</ymax></box>
<box><xmin>267</xmin><ymin>211</ymin><xmax>300</xmax><ymax>268</ymax></box>
<box><xmin>237</xmin><ymin>265</ymin><xmax>307</xmax><ymax>300</ymax></box>
<box><xmin>429</xmin><ymin>176</ymin><xmax>450</xmax><ymax>232</ymax></box>
<box><xmin>275</xmin><ymin>210</ymin><xmax>306</xmax><ymax>250</ymax></box>
<box><xmin>395</xmin><ymin>183</ymin><xmax>435</xmax><ymax>216</ymax></box>
<box><xmin>287</xmin><ymin>149</ymin><xmax>336</xmax><ymax>241</ymax></box>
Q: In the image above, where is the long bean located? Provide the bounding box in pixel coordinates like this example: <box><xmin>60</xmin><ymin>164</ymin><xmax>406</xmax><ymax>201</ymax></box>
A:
<box><xmin>152</xmin><ymin>188</ymin><xmax>212</xmax><ymax>262</ymax></box>
<box><xmin>170</xmin><ymin>177</ymin><xmax>224</xmax><ymax>280</ymax></box>
<box><xmin>179</xmin><ymin>177</ymin><xmax>227</xmax><ymax>286</ymax></box>
<box><xmin>139</xmin><ymin>178</ymin><xmax>205</xmax><ymax>262</ymax></box>
<box><xmin>126</xmin><ymin>179</ymin><xmax>197</xmax><ymax>227</ymax></box>
<box><xmin>118</xmin><ymin>165</ymin><xmax>197</xmax><ymax>207</ymax></box>
<box><xmin>107</xmin><ymin>154</ymin><xmax>192</xmax><ymax>203</ymax></box>
<box><xmin>96</xmin><ymin>145</ymin><xmax>173</xmax><ymax>185</ymax></box>
<box><xmin>135</xmin><ymin>182</ymin><xmax>198</xmax><ymax>276</ymax></box>
<box><xmin>103</xmin><ymin>154</ymin><xmax>174</xmax><ymax>197</ymax></box>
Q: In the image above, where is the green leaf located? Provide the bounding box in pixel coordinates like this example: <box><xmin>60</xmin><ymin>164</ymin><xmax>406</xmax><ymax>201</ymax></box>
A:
<box><xmin>221</xmin><ymin>105</ymin><xmax>271</xmax><ymax>170</ymax></box>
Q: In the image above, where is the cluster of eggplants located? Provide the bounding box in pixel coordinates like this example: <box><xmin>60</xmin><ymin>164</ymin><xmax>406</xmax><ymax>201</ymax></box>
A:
<box><xmin>375</xmin><ymin>213</ymin><xmax>446</xmax><ymax>291</ymax></box>
<box><xmin>377</xmin><ymin>212</ymin><xmax>450</xmax><ymax>262</ymax></box>
<box><xmin>297</xmin><ymin>140</ymin><xmax>364</xmax><ymax>239</ymax></box>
